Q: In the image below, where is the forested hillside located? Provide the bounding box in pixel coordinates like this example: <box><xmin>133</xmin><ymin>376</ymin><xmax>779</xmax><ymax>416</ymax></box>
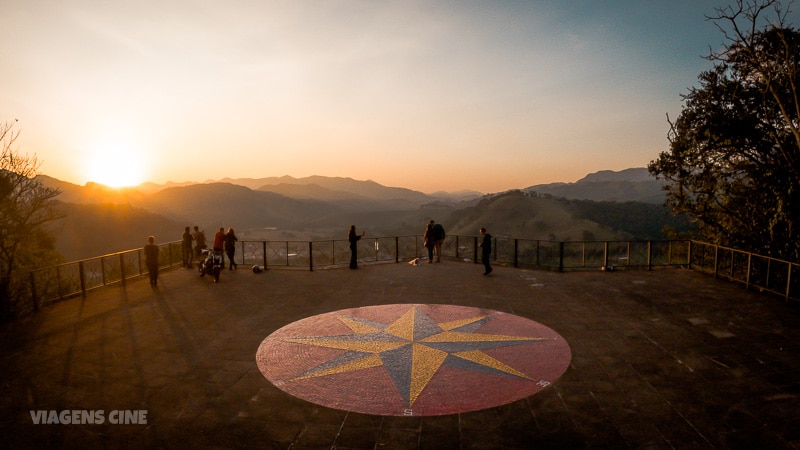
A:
<box><xmin>567</xmin><ymin>199</ymin><xmax>694</xmax><ymax>239</ymax></box>
<box><xmin>445</xmin><ymin>191</ymin><xmax>693</xmax><ymax>241</ymax></box>
<box><xmin>446</xmin><ymin>191</ymin><xmax>626</xmax><ymax>241</ymax></box>
<box><xmin>40</xmin><ymin>170</ymin><xmax>694</xmax><ymax>261</ymax></box>
<box><xmin>525</xmin><ymin>167</ymin><xmax>665</xmax><ymax>203</ymax></box>
<box><xmin>48</xmin><ymin>202</ymin><xmax>181</xmax><ymax>260</ymax></box>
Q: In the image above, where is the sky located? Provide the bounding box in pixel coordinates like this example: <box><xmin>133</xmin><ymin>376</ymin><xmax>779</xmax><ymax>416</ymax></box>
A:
<box><xmin>1</xmin><ymin>1</ymin><xmax>796</xmax><ymax>193</ymax></box>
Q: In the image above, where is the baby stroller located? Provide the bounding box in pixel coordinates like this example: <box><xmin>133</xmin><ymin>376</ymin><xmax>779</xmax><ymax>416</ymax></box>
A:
<box><xmin>198</xmin><ymin>249</ymin><xmax>224</xmax><ymax>283</ymax></box>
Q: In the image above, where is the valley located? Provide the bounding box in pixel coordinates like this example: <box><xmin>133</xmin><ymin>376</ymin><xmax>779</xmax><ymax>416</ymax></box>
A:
<box><xmin>40</xmin><ymin>168</ymin><xmax>692</xmax><ymax>261</ymax></box>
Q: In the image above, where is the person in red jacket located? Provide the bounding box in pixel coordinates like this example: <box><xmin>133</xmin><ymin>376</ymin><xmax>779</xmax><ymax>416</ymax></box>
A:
<box><xmin>213</xmin><ymin>227</ymin><xmax>225</xmax><ymax>252</ymax></box>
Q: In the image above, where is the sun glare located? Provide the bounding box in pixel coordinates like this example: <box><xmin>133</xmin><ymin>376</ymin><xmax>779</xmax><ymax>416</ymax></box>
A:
<box><xmin>83</xmin><ymin>140</ymin><xmax>147</xmax><ymax>188</ymax></box>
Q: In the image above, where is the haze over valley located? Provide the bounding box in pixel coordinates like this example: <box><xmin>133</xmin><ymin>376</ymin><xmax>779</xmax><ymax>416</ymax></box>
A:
<box><xmin>41</xmin><ymin>168</ymin><xmax>692</xmax><ymax>261</ymax></box>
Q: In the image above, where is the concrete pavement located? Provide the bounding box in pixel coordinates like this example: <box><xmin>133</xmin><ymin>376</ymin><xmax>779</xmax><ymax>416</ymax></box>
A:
<box><xmin>1</xmin><ymin>260</ymin><xmax>799</xmax><ymax>449</ymax></box>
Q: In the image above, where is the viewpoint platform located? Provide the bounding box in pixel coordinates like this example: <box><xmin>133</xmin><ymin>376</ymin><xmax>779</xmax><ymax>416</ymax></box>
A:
<box><xmin>1</xmin><ymin>261</ymin><xmax>798</xmax><ymax>448</ymax></box>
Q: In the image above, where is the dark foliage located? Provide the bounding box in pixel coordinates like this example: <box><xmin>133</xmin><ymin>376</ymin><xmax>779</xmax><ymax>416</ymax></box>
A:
<box><xmin>1</xmin><ymin>121</ymin><xmax>63</xmax><ymax>318</ymax></box>
<box><xmin>649</xmin><ymin>1</ymin><xmax>800</xmax><ymax>261</ymax></box>
<box><xmin>568</xmin><ymin>200</ymin><xmax>696</xmax><ymax>240</ymax></box>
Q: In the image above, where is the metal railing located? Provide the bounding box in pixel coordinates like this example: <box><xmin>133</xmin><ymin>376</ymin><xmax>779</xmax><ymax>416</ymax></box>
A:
<box><xmin>4</xmin><ymin>241</ymin><xmax>185</xmax><ymax>316</ymax></box>
<box><xmin>237</xmin><ymin>237</ymin><xmax>691</xmax><ymax>272</ymax></box>
<box><xmin>4</xmin><ymin>237</ymin><xmax>797</xmax><ymax>318</ymax></box>
<box><xmin>688</xmin><ymin>241</ymin><xmax>799</xmax><ymax>303</ymax></box>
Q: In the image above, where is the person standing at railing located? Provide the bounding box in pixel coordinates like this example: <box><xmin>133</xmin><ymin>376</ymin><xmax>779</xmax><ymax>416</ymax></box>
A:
<box><xmin>193</xmin><ymin>226</ymin><xmax>207</xmax><ymax>258</ymax></box>
<box><xmin>144</xmin><ymin>235</ymin><xmax>160</xmax><ymax>286</ymax></box>
<box><xmin>213</xmin><ymin>227</ymin><xmax>225</xmax><ymax>252</ymax></box>
<box><xmin>432</xmin><ymin>220</ymin><xmax>446</xmax><ymax>263</ymax></box>
<box><xmin>479</xmin><ymin>227</ymin><xmax>492</xmax><ymax>276</ymax></box>
<box><xmin>424</xmin><ymin>222</ymin><xmax>435</xmax><ymax>263</ymax></box>
<box><xmin>348</xmin><ymin>225</ymin><xmax>365</xmax><ymax>269</ymax></box>
<box><xmin>224</xmin><ymin>227</ymin><xmax>238</xmax><ymax>270</ymax></box>
<box><xmin>181</xmin><ymin>226</ymin><xmax>194</xmax><ymax>269</ymax></box>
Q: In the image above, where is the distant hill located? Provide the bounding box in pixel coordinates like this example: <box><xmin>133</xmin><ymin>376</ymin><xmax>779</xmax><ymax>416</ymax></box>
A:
<box><xmin>428</xmin><ymin>190</ymin><xmax>484</xmax><ymax>202</ymax></box>
<box><xmin>445</xmin><ymin>190</ymin><xmax>693</xmax><ymax>241</ymax></box>
<box><xmin>577</xmin><ymin>168</ymin><xmax>655</xmax><ymax>182</ymax></box>
<box><xmin>143</xmin><ymin>182</ymin><xmax>344</xmax><ymax>230</ymax></box>
<box><xmin>566</xmin><ymin>199</ymin><xmax>694</xmax><ymax>239</ymax></box>
<box><xmin>446</xmin><ymin>191</ymin><xmax>629</xmax><ymax>242</ymax></box>
<box><xmin>222</xmin><ymin>175</ymin><xmax>434</xmax><ymax>205</ymax></box>
<box><xmin>36</xmin><ymin>175</ymin><xmax>148</xmax><ymax>205</ymax></box>
<box><xmin>524</xmin><ymin>167</ymin><xmax>666</xmax><ymax>203</ymax></box>
<box><xmin>136</xmin><ymin>180</ymin><xmax>196</xmax><ymax>194</ymax></box>
<box><xmin>36</xmin><ymin>168</ymin><xmax>691</xmax><ymax>260</ymax></box>
<box><xmin>48</xmin><ymin>202</ymin><xmax>181</xmax><ymax>260</ymax></box>
<box><xmin>256</xmin><ymin>182</ymin><xmax>368</xmax><ymax>201</ymax></box>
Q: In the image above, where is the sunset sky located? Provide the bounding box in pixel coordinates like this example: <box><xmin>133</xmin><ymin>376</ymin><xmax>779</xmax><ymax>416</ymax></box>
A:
<box><xmin>2</xmin><ymin>1</ymin><xmax>796</xmax><ymax>193</ymax></box>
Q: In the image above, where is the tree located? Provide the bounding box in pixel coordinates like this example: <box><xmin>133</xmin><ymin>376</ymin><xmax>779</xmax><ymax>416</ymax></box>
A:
<box><xmin>649</xmin><ymin>0</ymin><xmax>800</xmax><ymax>261</ymax></box>
<box><xmin>0</xmin><ymin>120</ymin><xmax>63</xmax><ymax>318</ymax></box>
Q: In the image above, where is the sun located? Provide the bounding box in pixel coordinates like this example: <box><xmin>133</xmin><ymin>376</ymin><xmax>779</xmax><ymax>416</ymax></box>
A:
<box><xmin>83</xmin><ymin>140</ymin><xmax>147</xmax><ymax>188</ymax></box>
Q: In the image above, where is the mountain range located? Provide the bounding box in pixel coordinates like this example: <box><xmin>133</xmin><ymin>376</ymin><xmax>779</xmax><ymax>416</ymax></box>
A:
<box><xmin>39</xmin><ymin>168</ymin><xmax>685</xmax><ymax>261</ymax></box>
<box><xmin>524</xmin><ymin>168</ymin><xmax>666</xmax><ymax>203</ymax></box>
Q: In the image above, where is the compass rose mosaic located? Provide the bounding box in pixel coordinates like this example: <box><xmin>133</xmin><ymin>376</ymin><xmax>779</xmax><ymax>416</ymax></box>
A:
<box><xmin>256</xmin><ymin>304</ymin><xmax>571</xmax><ymax>416</ymax></box>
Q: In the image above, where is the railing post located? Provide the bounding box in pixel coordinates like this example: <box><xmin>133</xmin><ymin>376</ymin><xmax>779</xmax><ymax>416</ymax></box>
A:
<box><xmin>667</xmin><ymin>240</ymin><xmax>672</xmax><ymax>265</ymax></box>
<box><xmin>785</xmin><ymin>263</ymin><xmax>792</xmax><ymax>303</ymax></box>
<box><xmin>603</xmin><ymin>242</ymin><xmax>609</xmax><ymax>268</ymax></box>
<box><xmin>766</xmin><ymin>259</ymin><xmax>772</xmax><ymax>290</ymax></box>
<box><xmin>701</xmin><ymin>242</ymin><xmax>707</xmax><ymax>271</ymax></box>
<box><xmin>581</xmin><ymin>242</ymin><xmax>586</xmax><ymax>268</ymax></box>
<box><xmin>309</xmin><ymin>241</ymin><xmax>313</xmax><ymax>271</ymax></box>
<box><xmin>120</xmin><ymin>253</ymin><xmax>126</xmax><ymax>286</ymax></box>
<box><xmin>455</xmin><ymin>236</ymin><xmax>459</xmax><ymax>259</ymax></box>
<box><xmin>687</xmin><ymin>240</ymin><xmax>692</xmax><ymax>268</ymax></box>
<box><xmin>514</xmin><ymin>239</ymin><xmax>519</xmax><ymax>268</ymax></box>
<box><xmin>745</xmin><ymin>252</ymin><xmax>752</xmax><ymax>289</ymax></box>
<box><xmin>263</xmin><ymin>241</ymin><xmax>268</xmax><ymax>270</ymax></box>
<box><xmin>395</xmin><ymin>237</ymin><xmax>399</xmax><ymax>263</ymax></box>
<box><xmin>79</xmin><ymin>261</ymin><xmax>86</xmax><ymax>297</ymax></box>
<box><xmin>647</xmin><ymin>241</ymin><xmax>652</xmax><ymax>271</ymax></box>
<box><xmin>714</xmin><ymin>245</ymin><xmax>720</xmax><ymax>278</ymax></box>
<box><xmin>558</xmin><ymin>242</ymin><xmax>564</xmax><ymax>272</ymax></box>
<box><xmin>626</xmin><ymin>242</ymin><xmax>631</xmax><ymax>267</ymax></box>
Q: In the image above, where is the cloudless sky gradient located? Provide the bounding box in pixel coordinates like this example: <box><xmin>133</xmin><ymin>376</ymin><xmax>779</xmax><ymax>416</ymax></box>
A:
<box><xmin>2</xmin><ymin>1</ymin><xmax>797</xmax><ymax>192</ymax></box>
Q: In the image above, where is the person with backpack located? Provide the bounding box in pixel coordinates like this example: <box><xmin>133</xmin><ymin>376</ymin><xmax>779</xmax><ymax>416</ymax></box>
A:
<box><xmin>431</xmin><ymin>220</ymin><xmax>446</xmax><ymax>262</ymax></box>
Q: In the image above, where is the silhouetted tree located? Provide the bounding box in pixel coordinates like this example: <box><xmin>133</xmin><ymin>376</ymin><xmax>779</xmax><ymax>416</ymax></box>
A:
<box><xmin>1</xmin><ymin>120</ymin><xmax>62</xmax><ymax>318</ymax></box>
<box><xmin>649</xmin><ymin>0</ymin><xmax>800</xmax><ymax>260</ymax></box>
